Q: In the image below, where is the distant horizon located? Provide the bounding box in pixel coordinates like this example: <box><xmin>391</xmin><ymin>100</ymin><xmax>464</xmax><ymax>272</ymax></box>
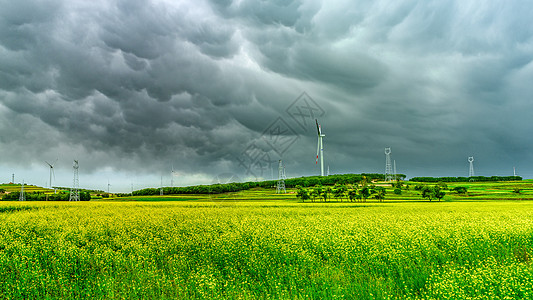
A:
<box><xmin>3</xmin><ymin>172</ymin><xmax>527</xmax><ymax>194</ymax></box>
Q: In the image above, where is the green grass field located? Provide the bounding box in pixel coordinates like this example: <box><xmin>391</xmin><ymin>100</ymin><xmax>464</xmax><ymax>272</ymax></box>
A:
<box><xmin>2</xmin><ymin>180</ymin><xmax>533</xmax><ymax>299</ymax></box>
<box><xmin>99</xmin><ymin>180</ymin><xmax>533</xmax><ymax>203</ymax></box>
<box><xmin>0</xmin><ymin>183</ymin><xmax>59</xmax><ymax>194</ymax></box>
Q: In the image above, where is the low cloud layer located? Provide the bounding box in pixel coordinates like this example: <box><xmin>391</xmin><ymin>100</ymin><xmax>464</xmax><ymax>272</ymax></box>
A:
<box><xmin>1</xmin><ymin>0</ymin><xmax>532</xmax><ymax>191</ymax></box>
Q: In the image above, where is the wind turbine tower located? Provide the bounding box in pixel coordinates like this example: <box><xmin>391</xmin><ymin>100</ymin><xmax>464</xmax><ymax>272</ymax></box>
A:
<box><xmin>315</xmin><ymin>119</ymin><xmax>326</xmax><ymax>176</ymax></box>
<box><xmin>45</xmin><ymin>159</ymin><xmax>57</xmax><ymax>190</ymax></box>
<box><xmin>170</xmin><ymin>165</ymin><xmax>178</xmax><ymax>187</ymax></box>
<box><xmin>69</xmin><ymin>160</ymin><xmax>80</xmax><ymax>201</ymax></box>
<box><xmin>160</xmin><ymin>176</ymin><xmax>163</xmax><ymax>196</ymax></box>
<box><xmin>468</xmin><ymin>156</ymin><xmax>475</xmax><ymax>178</ymax></box>
<box><xmin>276</xmin><ymin>160</ymin><xmax>286</xmax><ymax>194</ymax></box>
<box><xmin>19</xmin><ymin>180</ymin><xmax>25</xmax><ymax>201</ymax></box>
<box><xmin>385</xmin><ymin>147</ymin><xmax>393</xmax><ymax>182</ymax></box>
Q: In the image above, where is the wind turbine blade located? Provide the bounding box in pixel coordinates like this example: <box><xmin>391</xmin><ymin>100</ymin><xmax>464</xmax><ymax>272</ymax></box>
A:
<box><xmin>316</xmin><ymin>137</ymin><xmax>320</xmax><ymax>164</ymax></box>
<box><xmin>315</xmin><ymin>119</ymin><xmax>321</xmax><ymax>135</ymax></box>
<box><xmin>52</xmin><ymin>168</ymin><xmax>55</xmax><ymax>179</ymax></box>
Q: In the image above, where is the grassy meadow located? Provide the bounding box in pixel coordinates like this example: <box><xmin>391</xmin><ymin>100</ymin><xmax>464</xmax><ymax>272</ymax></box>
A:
<box><xmin>0</xmin><ymin>183</ymin><xmax>57</xmax><ymax>194</ymax></box>
<box><xmin>1</xmin><ymin>179</ymin><xmax>533</xmax><ymax>299</ymax></box>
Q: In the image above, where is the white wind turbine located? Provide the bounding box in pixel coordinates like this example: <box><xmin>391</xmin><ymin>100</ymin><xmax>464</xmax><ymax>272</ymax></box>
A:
<box><xmin>315</xmin><ymin>119</ymin><xmax>326</xmax><ymax>176</ymax></box>
<box><xmin>45</xmin><ymin>159</ymin><xmax>58</xmax><ymax>191</ymax></box>
<box><xmin>171</xmin><ymin>164</ymin><xmax>179</xmax><ymax>187</ymax></box>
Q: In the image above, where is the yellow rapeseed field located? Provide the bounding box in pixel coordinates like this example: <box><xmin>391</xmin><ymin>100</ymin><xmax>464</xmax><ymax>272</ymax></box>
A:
<box><xmin>1</xmin><ymin>200</ymin><xmax>532</xmax><ymax>299</ymax></box>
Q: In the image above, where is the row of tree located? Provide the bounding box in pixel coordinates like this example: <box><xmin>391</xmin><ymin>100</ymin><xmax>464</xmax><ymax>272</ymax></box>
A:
<box><xmin>1</xmin><ymin>191</ymin><xmax>91</xmax><ymax>201</ymax></box>
<box><xmin>132</xmin><ymin>173</ymin><xmax>399</xmax><ymax>196</ymax></box>
<box><xmin>410</xmin><ymin>176</ymin><xmax>522</xmax><ymax>182</ymax></box>
<box><xmin>418</xmin><ymin>185</ymin><xmax>446</xmax><ymax>201</ymax></box>
<box><xmin>295</xmin><ymin>177</ymin><xmax>388</xmax><ymax>202</ymax></box>
<box><xmin>295</xmin><ymin>180</ymin><xmax>459</xmax><ymax>202</ymax></box>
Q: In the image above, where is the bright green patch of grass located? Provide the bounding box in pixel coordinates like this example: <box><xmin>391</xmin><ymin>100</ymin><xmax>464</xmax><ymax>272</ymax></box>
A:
<box><xmin>0</xmin><ymin>184</ymin><xmax>63</xmax><ymax>194</ymax></box>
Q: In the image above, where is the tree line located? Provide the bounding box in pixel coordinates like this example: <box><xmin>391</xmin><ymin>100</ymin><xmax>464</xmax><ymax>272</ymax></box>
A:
<box><xmin>409</xmin><ymin>176</ymin><xmax>521</xmax><ymax>182</ymax></box>
<box><xmin>1</xmin><ymin>191</ymin><xmax>91</xmax><ymax>201</ymax></box>
<box><xmin>132</xmin><ymin>173</ymin><xmax>402</xmax><ymax>196</ymax></box>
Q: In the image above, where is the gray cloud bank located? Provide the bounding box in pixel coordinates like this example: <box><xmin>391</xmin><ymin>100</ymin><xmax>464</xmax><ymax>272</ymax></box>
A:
<box><xmin>1</xmin><ymin>0</ymin><xmax>532</xmax><ymax>190</ymax></box>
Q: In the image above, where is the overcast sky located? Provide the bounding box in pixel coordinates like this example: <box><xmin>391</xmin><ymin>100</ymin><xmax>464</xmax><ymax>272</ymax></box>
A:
<box><xmin>1</xmin><ymin>0</ymin><xmax>532</xmax><ymax>192</ymax></box>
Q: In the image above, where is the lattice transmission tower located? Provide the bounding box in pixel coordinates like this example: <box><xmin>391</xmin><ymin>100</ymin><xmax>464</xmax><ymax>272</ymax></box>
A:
<box><xmin>19</xmin><ymin>180</ymin><xmax>25</xmax><ymax>201</ymax></box>
<box><xmin>385</xmin><ymin>147</ymin><xmax>393</xmax><ymax>182</ymax></box>
<box><xmin>276</xmin><ymin>160</ymin><xmax>286</xmax><ymax>194</ymax></box>
<box><xmin>69</xmin><ymin>160</ymin><xmax>80</xmax><ymax>201</ymax></box>
<box><xmin>468</xmin><ymin>156</ymin><xmax>475</xmax><ymax>178</ymax></box>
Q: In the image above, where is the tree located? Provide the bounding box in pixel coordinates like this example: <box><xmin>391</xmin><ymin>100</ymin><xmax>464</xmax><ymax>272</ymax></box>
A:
<box><xmin>357</xmin><ymin>176</ymin><xmax>372</xmax><ymax>202</ymax></box>
<box><xmin>437</xmin><ymin>182</ymin><xmax>448</xmax><ymax>190</ymax></box>
<box><xmin>421</xmin><ymin>185</ymin><xmax>445</xmax><ymax>201</ymax></box>
<box><xmin>333</xmin><ymin>184</ymin><xmax>347</xmax><ymax>202</ymax></box>
<box><xmin>312</xmin><ymin>185</ymin><xmax>323</xmax><ymax>202</ymax></box>
<box><xmin>421</xmin><ymin>185</ymin><xmax>434</xmax><ymax>201</ymax></box>
<box><xmin>393</xmin><ymin>180</ymin><xmax>403</xmax><ymax>189</ymax></box>
<box><xmin>453</xmin><ymin>186</ymin><xmax>467</xmax><ymax>194</ymax></box>
<box><xmin>348</xmin><ymin>188</ymin><xmax>358</xmax><ymax>202</ymax></box>
<box><xmin>80</xmin><ymin>191</ymin><xmax>91</xmax><ymax>201</ymax></box>
<box><xmin>374</xmin><ymin>186</ymin><xmax>386</xmax><ymax>202</ymax></box>
<box><xmin>322</xmin><ymin>186</ymin><xmax>332</xmax><ymax>202</ymax></box>
<box><xmin>295</xmin><ymin>186</ymin><xmax>310</xmax><ymax>202</ymax></box>
<box><xmin>359</xmin><ymin>186</ymin><xmax>371</xmax><ymax>202</ymax></box>
<box><xmin>433</xmin><ymin>186</ymin><xmax>445</xmax><ymax>201</ymax></box>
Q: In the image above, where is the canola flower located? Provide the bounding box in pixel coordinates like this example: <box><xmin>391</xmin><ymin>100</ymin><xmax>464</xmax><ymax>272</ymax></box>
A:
<box><xmin>0</xmin><ymin>201</ymin><xmax>532</xmax><ymax>299</ymax></box>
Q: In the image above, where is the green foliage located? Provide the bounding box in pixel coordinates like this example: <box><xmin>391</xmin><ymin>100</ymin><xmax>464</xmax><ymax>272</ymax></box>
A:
<box><xmin>133</xmin><ymin>173</ymin><xmax>394</xmax><ymax>196</ymax></box>
<box><xmin>421</xmin><ymin>185</ymin><xmax>446</xmax><ymax>201</ymax></box>
<box><xmin>310</xmin><ymin>185</ymin><xmax>321</xmax><ymax>202</ymax></box>
<box><xmin>359</xmin><ymin>186</ymin><xmax>371</xmax><ymax>202</ymax></box>
<box><xmin>410</xmin><ymin>176</ymin><xmax>522</xmax><ymax>182</ymax></box>
<box><xmin>2</xmin><ymin>191</ymin><xmax>91</xmax><ymax>201</ymax></box>
<box><xmin>348</xmin><ymin>188</ymin><xmax>358</xmax><ymax>202</ymax></box>
<box><xmin>393</xmin><ymin>180</ymin><xmax>404</xmax><ymax>189</ymax></box>
<box><xmin>437</xmin><ymin>182</ymin><xmax>448</xmax><ymax>190</ymax></box>
<box><xmin>434</xmin><ymin>186</ymin><xmax>446</xmax><ymax>201</ymax></box>
<box><xmin>421</xmin><ymin>186</ymin><xmax>433</xmax><ymax>201</ymax></box>
<box><xmin>373</xmin><ymin>186</ymin><xmax>386</xmax><ymax>202</ymax></box>
<box><xmin>394</xmin><ymin>188</ymin><xmax>402</xmax><ymax>195</ymax></box>
<box><xmin>322</xmin><ymin>186</ymin><xmax>332</xmax><ymax>202</ymax></box>
<box><xmin>295</xmin><ymin>186</ymin><xmax>310</xmax><ymax>202</ymax></box>
<box><xmin>453</xmin><ymin>186</ymin><xmax>468</xmax><ymax>194</ymax></box>
<box><xmin>513</xmin><ymin>188</ymin><xmax>522</xmax><ymax>194</ymax></box>
<box><xmin>333</xmin><ymin>184</ymin><xmax>347</xmax><ymax>202</ymax></box>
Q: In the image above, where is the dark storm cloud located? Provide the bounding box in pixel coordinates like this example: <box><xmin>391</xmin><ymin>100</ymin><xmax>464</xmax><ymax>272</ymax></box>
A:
<box><xmin>1</xmin><ymin>0</ymin><xmax>533</xmax><ymax>190</ymax></box>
